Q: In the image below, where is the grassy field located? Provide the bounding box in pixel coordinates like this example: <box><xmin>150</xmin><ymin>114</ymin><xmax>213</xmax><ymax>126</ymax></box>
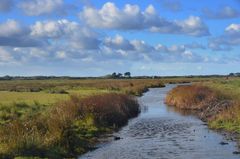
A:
<box><xmin>0</xmin><ymin>77</ymin><xmax>204</xmax><ymax>107</ymax></box>
<box><xmin>165</xmin><ymin>77</ymin><xmax>240</xmax><ymax>146</ymax></box>
<box><xmin>0</xmin><ymin>78</ymin><xmax>166</xmax><ymax>158</ymax></box>
<box><xmin>0</xmin><ymin>77</ymin><xmax>223</xmax><ymax>158</ymax></box>
<box><xmin>0</xmin><ymin>88</ymin><xmax>112</xmax><ymax>106</ymax></box>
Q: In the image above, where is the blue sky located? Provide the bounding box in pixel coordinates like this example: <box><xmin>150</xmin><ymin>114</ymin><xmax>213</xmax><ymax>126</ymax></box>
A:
<box><xmin>0</xmin><ymin>0</ymin><xmax>240</xmax><ymax>76</ymax></box>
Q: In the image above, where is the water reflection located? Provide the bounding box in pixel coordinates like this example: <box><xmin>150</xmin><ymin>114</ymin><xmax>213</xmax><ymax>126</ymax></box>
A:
<box><xmin>166</xmin><ymin>105</ymin><xmax>198</xmax><ymax>117</ymax></box>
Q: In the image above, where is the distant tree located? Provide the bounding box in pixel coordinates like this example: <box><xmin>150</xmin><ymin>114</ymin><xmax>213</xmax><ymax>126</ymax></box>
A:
<box><xmin>236</xmin><ymin>73</ymin><xmax>240</xmax><ymax>77</ymax></box>
<box><xmin>229</xmin><ymin>73</ymin><xmax>235</xmax><ymax>76</ymax></box>
<box><xmin>2</xmin><ymin>75</ymin><xmax>12</xmax><ymax>80</ymax></box>
<box><xmin>124</xmin><ymin>72</ymin><xmax>131</xmax><ymax>78</ymax></box>
<box><xmin>117</xmin><ymin>73</ymin><xmax>123</xmax><ymax>78</ymax></box>
<box><xmin>112</xmin><ymin>72</ymin><xmax>117</xmax><ymax>78</ymax></box>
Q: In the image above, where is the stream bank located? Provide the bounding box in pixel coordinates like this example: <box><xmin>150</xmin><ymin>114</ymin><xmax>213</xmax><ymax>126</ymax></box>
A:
<box><xmin>79</xmin><ymin>84</ymin><xmax>240</xmax><ymax>159</ymax></box>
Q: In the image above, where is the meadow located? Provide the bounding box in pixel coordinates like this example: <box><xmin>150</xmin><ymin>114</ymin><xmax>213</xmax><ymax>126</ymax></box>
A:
<box><xmin>0</xmin><ymin>77</ymin><xmax>226</xmax><ymax>158</ymax></box>
<box><xmin>0</xmin><ymin>78</ymin><xmax>177</xmax><ymax>158</ymax></box>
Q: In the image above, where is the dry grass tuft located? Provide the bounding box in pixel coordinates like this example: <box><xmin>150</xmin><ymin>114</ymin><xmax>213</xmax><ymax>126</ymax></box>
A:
<box><xmin>165</xmin><ymin>85</ymin><xmax>218</xmax><ymax>110</ymax></box>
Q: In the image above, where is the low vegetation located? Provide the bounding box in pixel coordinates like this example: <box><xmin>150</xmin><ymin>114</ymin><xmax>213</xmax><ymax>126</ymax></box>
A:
<box><xmin>165</xmin><ymin>78</ymin><xmax>240</xmax><ymax>146</ymax></box>
<box><xmin>0</xmin><ymin>78</ymin><xmax>166</xmax><ymax>158</ymax></box>
<box><xmin>0</xmin><ymin>93</ymin><xmax>139</xmax><ymax>158</ymax></box>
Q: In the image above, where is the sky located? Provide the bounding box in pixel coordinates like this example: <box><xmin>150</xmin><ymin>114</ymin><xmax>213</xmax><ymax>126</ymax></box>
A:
<box><xmin>0</xmin><ymin>0</ymin><xmax>240</xmax><ymax>76</ymax></box>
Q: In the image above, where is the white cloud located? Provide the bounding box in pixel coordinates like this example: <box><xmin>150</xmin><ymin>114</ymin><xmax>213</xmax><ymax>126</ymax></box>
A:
<box><xmin>209</xmin><ymin>23</ymin><xmax>240</xmax><ymax>51</ymax></box>
<box><xmin>31</xmin><ymin>19</ymin><xmax>79</xmax><ymax>38</ymax></box>
<box><xmin>80</xmin><ymin>2</ymin><xmax>209</xmax><ymax>37</ymax></box>
<box><xmin>80</xmin><ymin>2</ymin><xmax>143</xmax><ymax>30</ymax></box>
<box><xmin>176</xmin><ymin>16</ymin><xmax>209</xmax><ymax>37</ymax></box>
<box><xmin>0</xmin><ymin>19</ymin><xmax>22</xmax><ymax>37</ymax></box>
<box><xmin>131</xmin><ymin>40</ymin><xmax>154</xmax><ymax>52</ymax></box>
<box><xmin>56</xmin><ymin>51</ymin><xmax>67</xmax><ymax>59</ymax></box>
<box><xmin>31</xmin><ymin>19</ymin><xmax>100</xmax><ymax>49</ymax></box>
<box><xmin>0</xmin><ymin>19</ymin><xmax>45</xmax><ymax>47</ymax></box>
<box><xmin>0</xmin><ymin>47</ymin><xmax>14</xmax><ymax>62</ymax></box>
<box><xmin>155</xmin><ymin>44</ymin><xmax>185</xmax><ymax>53</ymax></box>
<box><xmin>102</xmin><ymin>35</ymin><xmax>204</xmax><ymax>63</ymax></box>
<box><xmin>225</xmin><ymin>24</ymin><xmax>240</xmax><ymax>35</ymax></box>
<box><xmin>104</xmin><ymin>35</ymin><xmax>134</xmax><ymax>50</ymax></box>
<box><xmin>19</xmin><ymin>0</ymin><xmax>66</xmax><ymax>16</ymax></box>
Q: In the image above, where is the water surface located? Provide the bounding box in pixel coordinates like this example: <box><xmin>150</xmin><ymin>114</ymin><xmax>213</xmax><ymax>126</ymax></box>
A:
<box><xmin>79</xmin><ymin>84</ymin><xmax>239</xmax><ymax>159</ymax></box>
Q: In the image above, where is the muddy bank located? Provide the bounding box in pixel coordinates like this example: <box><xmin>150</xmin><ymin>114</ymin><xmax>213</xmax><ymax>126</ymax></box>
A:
<box><xmin>165</xmin><ymin>85</ymin><xmax>240</xmax><ymax>148</ymax></box>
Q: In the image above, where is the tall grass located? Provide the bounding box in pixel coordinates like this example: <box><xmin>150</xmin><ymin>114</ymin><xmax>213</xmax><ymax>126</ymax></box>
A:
<box><xmin>165</xmin><ymin>85</ymin><xmax>218</xmax><ymax>110</ymax></box>
<box><xmin>0</xmin><ymin>93</ymin><xmax>140</xmax><ymax>158</ymax></box>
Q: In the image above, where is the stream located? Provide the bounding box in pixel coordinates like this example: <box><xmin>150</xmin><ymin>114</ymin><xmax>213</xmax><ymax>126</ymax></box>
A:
<box><xmin>79</xmin><ymin>84</ymin><xmax>240</xmax><ymax>159</ymax></box>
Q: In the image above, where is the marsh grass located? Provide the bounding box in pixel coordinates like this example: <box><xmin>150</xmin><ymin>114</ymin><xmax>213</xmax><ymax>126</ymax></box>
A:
<box><xmin>0</xmin><ymin>77</ymin><xmax>211</xmax><ymax>158</ymax></box>
<box><xmin>165</xmin><ymin>78</ymin><xmax>240</xmax><ymax>146</ymax></box>
<box><xmin>165</xmin><ymin>85</ymin><xmax>219</xmax><ymax>109</ymax></box>
<box><xmin>0</xmin><ymin>93</ymin><xmax>140</xmax><ymax>158</ymax></box>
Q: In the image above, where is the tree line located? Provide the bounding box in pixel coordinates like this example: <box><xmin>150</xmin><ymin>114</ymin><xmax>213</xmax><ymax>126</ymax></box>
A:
<box><xmin>109</xmin><ymin>72</ymin><xmax>131</xmax><ymax>78</ymax></box>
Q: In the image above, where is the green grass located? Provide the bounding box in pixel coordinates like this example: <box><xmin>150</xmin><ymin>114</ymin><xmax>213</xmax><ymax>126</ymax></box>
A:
<box><xmin>209</xmin><ymin>118</ymin><xmax>240</xmax><ymax>133</ymax></box>
<box><xmin>0</xmin><ymin>88</ymin><xmax>114</xmax><ymax>125</ymax></box>
<box><xmin>0</xmin><ymin>91</ymin><xmax>69</xmax><ymax>106</ymax></box>
<box><xmin>204</xmin><ymin>78</ymin><xmax>240</xmax><ymax>101</ymax></box>
<box><xmin>0</xmin><ymin>88</ymin><xmax>112</xmax><ymax>106</ymax></box>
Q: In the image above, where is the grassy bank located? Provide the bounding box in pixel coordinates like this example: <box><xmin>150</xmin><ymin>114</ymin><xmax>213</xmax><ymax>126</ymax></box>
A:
<box><xmin>165</xmin><ymin>78</ymin><xmax>240</xmax><ymax>146</ymax></box>
<box><xmin>0</xmin><ymin>93</ymin><xmax>140</xmax><ymax>158</ymax></box>
<box><xmin>205</xmin><ymin>79</ymin><xmax>240</xmax><ymax>134</ymax></box>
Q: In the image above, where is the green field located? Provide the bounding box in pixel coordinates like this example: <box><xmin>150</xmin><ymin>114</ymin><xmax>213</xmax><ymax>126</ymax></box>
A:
<box><xmin>0</xmin><ymin>88</ymin><xmax>113</xmax><ymax>106</ymax></box>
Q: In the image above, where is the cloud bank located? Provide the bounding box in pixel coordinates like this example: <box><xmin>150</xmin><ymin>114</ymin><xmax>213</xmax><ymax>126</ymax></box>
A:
<box><xmin>80</xmin><ymin>2</ymin><xmax>210</xmax><ymax>37</ymax></box>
